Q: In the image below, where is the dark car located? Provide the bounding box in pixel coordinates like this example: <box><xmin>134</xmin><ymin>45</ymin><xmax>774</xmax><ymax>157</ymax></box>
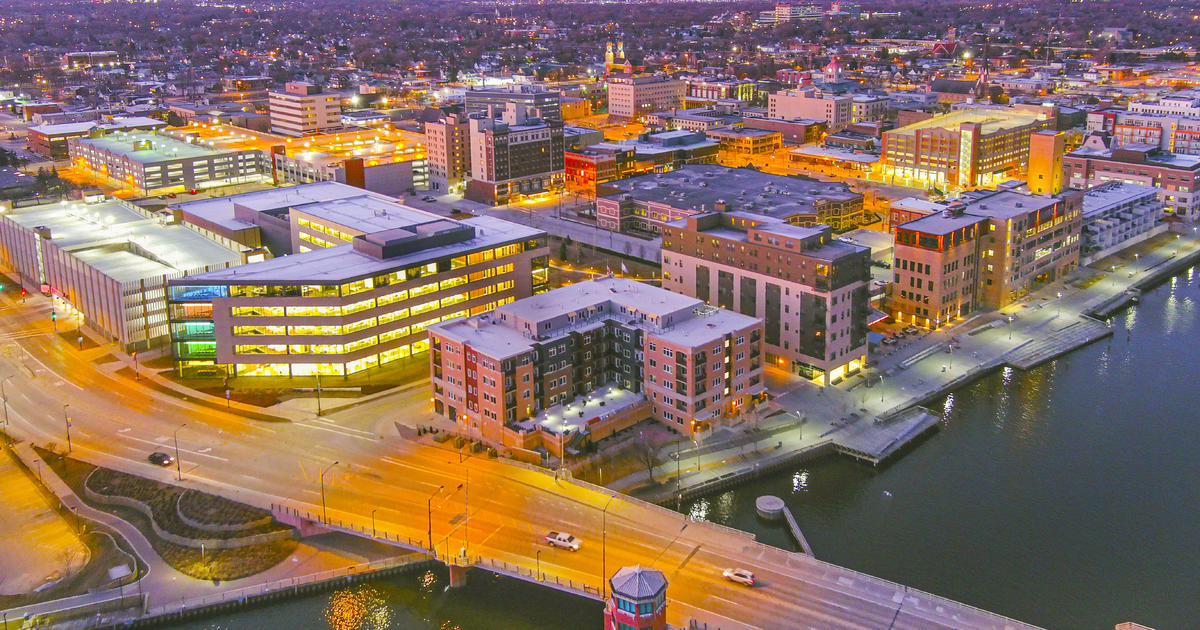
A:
<box><xmin>148</xmin><ymin>452</ymin><xmax>173</xmax><ymax>467</ymax></box>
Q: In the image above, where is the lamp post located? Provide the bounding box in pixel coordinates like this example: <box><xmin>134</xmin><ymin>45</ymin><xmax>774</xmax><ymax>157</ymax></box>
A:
<box><xmin>601</xmin><ymin>495</ymin><xmax>615</xmax><ymax>599</ymax></box>
<box><xmin>173</xmin><ymin>423</ymin><xmax>186</xmax><ymax>481</ymax></box>
<box><xmin>426</xmin><ymin>485</ymin><xmax>444</xmax><ymax>552</ymax></box>
<box><xmin>62</xmin><ymin>403</ymin><xmax>71</xmax><ymax>453</ymax></box>
<box><xmin>1</xmin><ymin>375</ymin><xmax>13</xmax><ymax>443</ymax></box>
<box><xmin>1057</xmin><ymin>291</ymin><xmax>1063</xmax><ymax>317</ymax></box>
<box><xmin>320</xmin><ymin>460</ymin><xmax>339</xmax><ymax>524</ymax></box>
<box><xmin>315</xmin><ymin>373</ymin><xmax>322</xmax><ymax>416</ymax></box>
<box><xmin>536</xmin><ymin>548</ymin><xmax>542</xmax><ymax>581</ymax></box>
<box><xmin>1007</xmin><ymin>315</ymin><xmax>1014</xmax><ymax>341</ymax></box>
<box><xmin>879</xmin><ymin>374</ymin><xmax>885</xmax><ymax>403</ymax></box>
<box><xmin>371</xmin><ymin>508</ymin><xmax>377</xmax><ymax>538</ymax></box>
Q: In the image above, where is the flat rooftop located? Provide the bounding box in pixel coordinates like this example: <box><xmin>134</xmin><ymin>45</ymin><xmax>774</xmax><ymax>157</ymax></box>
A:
<box><xmin>899</xmin><ymin>210</ymin><xmax>987</xmax><ymax>236</ymax></box>
<box><xmin>790</xmin><ymin>146</ymin><xmax>879</xmax><ymax>164</ymax></box>
<box><xmin>291</xmin><ymin>195</ymin><xmax>442</xmax><ymax>234</ymax></box>
<box><xmin>171</xmin><ymin>181</ymin><xmax>397</xmax><ymax>232</ymax></box>
<box><xmin>498</xmin><ymin>276</ymin><xmax>700</xmax><ymax>324</ymax></box>
<box><xmin>1</xmin><ymin>198</ymin><xmax>243</xmax><ymax>281</ymax></box>
<box><xmin>655</xmin><ymin>306</ymin><xmax>759</xmax><ymax>347</ymax></box>
<box><xmin>31</xmin><ymin>116</ymin><xmax>164</xmax><ymax>137</ymax></box>
<box><xmin>1081</xmin><ymin>182</ymin><xmax>1161</xmax><ymax>217</ymax></box>
<box><xmin>182</xmin><ymin>215</ymin><xmax>541</xmax><ymax>285</ymax></box>
<box><xmin>72</xmin><ymin>131</ymin><xmax>241</xmax><ymax>163</ymax></box>
<box><xmin>601</xmin><ymin>164</ymin><xmax>860</xmax><ymax>219</ymax></box>
<box><xmin>1069</xmin><ymin>143</ymin><xmax>1200</xmax><ymax>170</ymax></box>
<box><xmin>889</xmin><ymin>107</ymin><xmax>1048</xmax><ymax>136</ymax></box>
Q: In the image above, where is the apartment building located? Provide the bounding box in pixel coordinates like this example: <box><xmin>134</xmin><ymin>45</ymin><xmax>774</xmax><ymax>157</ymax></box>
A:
<box><xmin>424</xmin><ymin>113</ymin><xmax>472</xmax><ymax>194</ymax></box>
<box><xmin>428</xmin><ymin>276</ymin><xmax>763</xmax><ymax>451</ymax></box>
<box><xmin>1128</xmin><ymin>93</ymin><xmax>1200</xmax><ymax>118</ymax></box>
<box><xmin>892</xmin><ymin>185</ymin><xmax>1083</xmax><ymax>326</ymax></box>
<box><xmin>683</xmin><ymin>77</ymin><xmax>757</xmax><ymax>102</ymax></box>
<box><xmin>268</xmin><ymin>82</ymin><xmax>342</xmax><ymax>136</ymax></box>
<box><xmin>1064</xmin><ymin>133</ymin><xmax>1200</xmax><ymax>220</ymax></box>
<box><xmin>1079</xmin><ymin>182</ymin><xmax>1164</xmax><ymax>262</ymax></box>
<box><xmin>661</xmin><ymin>212</ymin><xmax>870</xmax><ymax>384</ymax></box>
<box><xmin>465</xmin><ymin>103</ymin><xmax>565</xmax><ymax>205</ymax></box>
<box><xmin>166</xmin><ymin>207</ymin><xmax>549</xmax><ymax>379</ymax></box>
<box><xmin>607</xmin><ymin>74</ymin><xmax>686</xmax><ymax>120</ymax></box>
<box><xmin>596</xmin><ymin>165</ymin><xmax>864</xmax><ymax>235</ymax></box>
<box><xmin>880</xmin><ymin>105</ymin><xmax>1056</xmax><ymax>189</ymax></box>
<box><xmin>1086</xmin><ymin>109</ymin><xmax>1200</xmax><ymax>156</ymax></box>
<box><xmin>768</xmin><ymin>89</ymin><xmax>852</xmax><ymax>130</ymax></box>
<box><xmin>850</xmin><ymin>94</ymin><xmax>890</xmax><ymax>124</ymax></box>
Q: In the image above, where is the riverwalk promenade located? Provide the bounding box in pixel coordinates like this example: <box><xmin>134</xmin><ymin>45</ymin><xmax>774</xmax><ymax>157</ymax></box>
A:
<box><xmin>613</xmin><ymin>230</ymin><xmax>1200</xmax><ymax>505</ymax></box>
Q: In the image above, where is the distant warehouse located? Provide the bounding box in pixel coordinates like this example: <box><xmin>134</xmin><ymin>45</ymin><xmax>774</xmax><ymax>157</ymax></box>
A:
<box><xmin>0</xmin><ymin>197</ymin><xmax>251</xmax><ymax>350</ymax></box>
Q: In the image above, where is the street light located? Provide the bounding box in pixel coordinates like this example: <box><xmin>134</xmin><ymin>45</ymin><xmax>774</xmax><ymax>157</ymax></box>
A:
<box><xmin>62</xmin><ymin>403</ymin><xmax>71</xmax><ymax>454</ymax></box>
<box><xmin>601</xmin><ymin>495</ymin><xmax>615</xmax><ymax>599</ymax></box>
<box><xmin>1007</xmin><ymin>315</ymin><xmax>1014</xmax><ymax>341</ymax></box>
<box><xmin>1</xmin><ymin>375</ymin><xmax>13</xmax><ymax>443</ymax></box>
<box><xmin>536</xmin><ymin>548</ymin><xmax>542</xmax><ymax>581</ymax></box>
<box><xmin>371</xmin><ymin>508</ymin><xmax>378</xmax><ymax>538</ymax></box>
<box><xmin>320</xmin><ymin>460</ymin><xmax>339</xmax><ymax>524</ymax></box>
<box><xmin>173</xmin><ymin>423</ymin><xmax>186</xmax><ymax>481</ymax></box>
<box><xmin>427</xmin><ymin>484</ymin><xmax>444</xmax><ymax>552</ymax></box>
<box><xmin>1057</xmin><ymin>291</ymin><xmax>1063</xmax><ymax>316</ymax></box>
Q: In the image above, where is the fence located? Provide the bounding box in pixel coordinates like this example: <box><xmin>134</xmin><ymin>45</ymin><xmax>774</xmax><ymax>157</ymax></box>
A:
<box><xmin>472</xmin><ymin>556</ymin><xmax>602</xmax><ymax>600</ymax></box>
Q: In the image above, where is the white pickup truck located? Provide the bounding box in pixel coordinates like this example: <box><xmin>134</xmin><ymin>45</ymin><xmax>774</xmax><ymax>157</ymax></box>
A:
<box><xmin>544</xmin><ymin>531</ymin><xmax>581</xmax><ymax>551</ymax></box>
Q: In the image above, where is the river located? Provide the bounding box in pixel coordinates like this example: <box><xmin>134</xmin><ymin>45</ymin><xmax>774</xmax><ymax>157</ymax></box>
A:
<box><xmin>182</xmin><ymin>267</ymin><xmax>1198</xmax><ymax>630</ymax></box>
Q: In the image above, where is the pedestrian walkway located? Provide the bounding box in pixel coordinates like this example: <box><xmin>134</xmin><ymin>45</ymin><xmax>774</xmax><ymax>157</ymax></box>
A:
<box><xmin>0</xmin><ymin>447</ymin><xmax>87</xmax><ymax>596</ymax></box>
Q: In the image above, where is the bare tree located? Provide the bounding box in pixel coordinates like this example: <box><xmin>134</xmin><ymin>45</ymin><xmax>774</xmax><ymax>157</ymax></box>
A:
<box><xmin>635</xmin><ymin>431</ymin><xmax>659</xmax><ymax>483</ymax></box>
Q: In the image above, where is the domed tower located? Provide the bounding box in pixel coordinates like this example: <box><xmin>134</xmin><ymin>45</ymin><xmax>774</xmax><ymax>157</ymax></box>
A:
<box><xmin>604</xmin><ymin>566</ymin><xmax>667</xmax><ymax>630</ymax></box>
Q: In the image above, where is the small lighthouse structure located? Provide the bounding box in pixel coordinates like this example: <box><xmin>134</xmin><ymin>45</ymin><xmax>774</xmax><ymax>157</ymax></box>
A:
<box><xmin>604</xmin><ymin>566</ymin><xmax>667</xmax><ymax>630</ymax></box>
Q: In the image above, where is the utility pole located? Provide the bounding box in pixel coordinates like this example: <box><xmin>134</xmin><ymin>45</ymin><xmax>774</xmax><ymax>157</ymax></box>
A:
<box><xmin>173</xmin><ymin>423</ymin><xmax>186</xmax><ymax>481</ymax></box>
<box><xmin>62</xmin><ymin>403</ymin><xmax>71</xmax><ymax>453</ymax></box>
<box><xmin>320</xmin><ymin>460</ymin><xmax>339</xmax><ymax>524</ymax></box>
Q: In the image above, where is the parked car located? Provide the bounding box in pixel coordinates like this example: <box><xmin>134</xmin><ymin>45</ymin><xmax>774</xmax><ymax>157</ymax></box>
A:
<box><xmin>187</xmin><ymin>189</ymin><xmax>199</xmax><ymax>195</ymax></box>
<box><xmin>722</xmin><ymin>568</ymin><xmax>755</xmax><ymax>586</ymax></box>
<box><xmin>148</xmin><ymin>452</ymin><xmax>173</xmax><ymax>467</ymax></box>
<box><xmin>544</xmin><ymin>531</ymin><xmax>580</xmax><ymax>551</ymax></box>
<box><xmin>166</xmin><ymin>193</ymin><xmax>177</xmax><ymax>198</ymax></box>
<box><xmin>422</xmin><ymin>195</ymin><xmax>437</xmax><ymax>202</ymax></box>
<box><xmin>881</xmin><ymin>337</ymin><xmax>898</xmax><ymax>346</ymax></box>
<box><xmin>904</xmin><ymin>326</ymin><xmax>920</xmax><ymax>335</ymax></box>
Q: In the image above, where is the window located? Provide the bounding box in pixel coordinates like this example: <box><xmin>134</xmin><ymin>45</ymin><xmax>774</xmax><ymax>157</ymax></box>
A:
<box><xmin>663</xmin><ymin>348</ymin><xmax>674</xmax><ymax>358</ymax></box>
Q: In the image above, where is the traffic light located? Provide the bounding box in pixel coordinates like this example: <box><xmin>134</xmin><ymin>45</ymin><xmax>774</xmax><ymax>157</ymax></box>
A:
<box><xmin>19</xmin><ymin>288</ymin><xmax>26</xmax><ymax>297</ymax></box>
<box><xmin>51</xmin><ymin>311</ymin><xmax>56</xmax><ymax>321</ymax></box>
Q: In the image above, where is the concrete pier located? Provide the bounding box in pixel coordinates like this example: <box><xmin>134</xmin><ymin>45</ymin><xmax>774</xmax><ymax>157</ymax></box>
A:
<box><xmin>755</xmin><ymin>495</ymin><xmax>814</xmax><ymax>557</ymax></box>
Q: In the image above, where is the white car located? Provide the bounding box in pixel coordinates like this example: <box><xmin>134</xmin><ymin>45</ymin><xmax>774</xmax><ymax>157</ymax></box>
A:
<box><xmin>544</xmin><ymin>531</ymin><xmax>580</xmax><ymax>551</ymax></box>
<box><xmin>722</xmin><ymin>568</ymin><xmax>755</xmax><ymax>586</ymax></box>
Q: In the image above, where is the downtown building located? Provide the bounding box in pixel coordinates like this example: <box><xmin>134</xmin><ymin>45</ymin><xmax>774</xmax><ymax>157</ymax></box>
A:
<box><xmin>1064</xmin><ymin>133</ymin><xmax>1200</xmax><ymax>221</ymax></box>
<box><xmin>768</xmin><ymin>89</ymin><xmax>852</xmax><ymax>131</ymax></box>
<box><xmin>463</xmin><ymin>85</ymin><xmax>562</xmax><ymax>123</ymax></box>
<box><xmin>428</xmin><ymin>276</ymin><xmax>763</xmax><ymax>453</ymax></box>
<box><xmin>1086</xmin><ymin>109</ymin><xmax>1200</xmax><ymax>156</ymax></box>
<box><xmin>166</xmin><ymin>191</ymin><xmax>549</xmax><ymax>379</ymax></box>
<box><xmin>606</xmin><ymin>74</ymin><xmax>686</xmax><ymax>121</ymax></box>
<box><xmin>565</xmin><ymin>130</ymin><xmax>718</xmax><ymax>191</ymax></box>
<box><xmin>268</xmin><ymin>82</ymin><xmax>342</xmax><ymax>137</ymax></box>
<box><xmin>596</xmin><ymin>165</ymin><xmax>864</xmax><ymax>235</ymax></box>
<box><xmin>424</xmin><ymin>113</ymin><xmax>471</xmax><ymax>194</ymax></box>
<box><xmin>891</xmin><ymin>184</ymin><xmax>1083</xmax><ymax>327</ymax></box>
<box><xmin>67</xmin><ymin>130</ymin><xmax>270</xmax><ymax>195</ymax></box>
<box><xmin>465</xmin><ymin>103</ymin><xmax>565</xmax><ymax>206</ymax></box>
<box><xmin>879</xmin><ymin>104</ymin><xmax>1057</xmax><ymax>189</ymax></box>
<box><xmin>661</xmin><ymin>212</ymin><xmax>870</xmax><ymax>384</ymax></box>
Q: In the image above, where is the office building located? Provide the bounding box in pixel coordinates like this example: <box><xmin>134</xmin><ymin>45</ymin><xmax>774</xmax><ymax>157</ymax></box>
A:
<box><xmin>463</xmin><ymin>85</ymin><xmax>562</xmax><ymax>123</ymax></box>
<box><xmin>428</xmin><ymin>276</ymin><xmax>763</xmax><ymax>449</ymax></box>
<box><xmin>28</xmin><ymin>116</ymin><xmax>166</xmax><ymax>159</ymax></box>
<box><xmin>1128</xmin><ymin>93</ymin><xmax>1200</xmax><ymax>118</ymax></box>
<box><xmin>0</xmin><ymin>197</ymin><xmax>247</xmax><ymax>350</ymax></box>
<box><xmin>424</xmin><ymin>113</ymin><xmax>471</xmax><ymax>194</ymax></box>
<box><xmin>891</xmin><ymin>185</ymin><xmax>1083</xmax><ymax>326</ymax></box>
<box><xmin>607</xmin><ymin>74</ymin><xmax>686</xmax><ymax>121</ymax></box>
<box><xmin>661</xmin><ymin>212</ymin><xmax>870</xmax><ymax>384</ymax></box>
<box><xmin>67</xmin><ymin>130</ymin><xmax>270</xmax><ymax>195</ymax></box>
<box><xmin>1027</xmin><ymin>130</ymin><xmax>1066</xmax><ymax>195</ymax></box>
<box><xmin>880</xmin><ymin>105</ymin><xmax>1056</xmax><ymax>189</ymax></box>
<box><xmin>850</xmin><ymin>95</ymin><xmax>890</xmax><ymax>123</ymax></box>
<box><xmin>705</xmin><ymin>126</ymin><xmax>783</xmax><ymax>163</ymax></box>
<box><xmin>268</xmin><ymin>82</ymin><xmax>342</xmax><ymax>136</ymax></box>
<box><xmin>683</xmin><ymin>77</ymin><xmax>757</xmax><ymax>102</ymax></box>
<box><xmin>1086</xmin><ymin>109</ymin><xmax>1200</xmax><ymax>156</ymax></box>
<box><xmin>645</xmin><ymin>104</ymin><xmax>744</xmax><ymax>132</ymax></box>
<box><xmin>466</xmin><ymin>103</ymin><xmax>565</xmax><ymax>205</ymax></box>
<box><xmin>1064</xmin><ymin>133</ymin><xmax>1200</xmax><ymax>220</ymax></box>
<box><xmin>166</xmin><ymin>207</ymin><xmax>549</xmax><ymax>379</ymax></box>
<box><xmin>566</xmin><ymin>130</ymin><xmax>718</xmax><ymax>191</ymax></box>
<box><xmin>768</xmin><ymin>89</ymin><xmax>851</xmax><ymax>130</ymax></box>
<box><xmin>596</xmin><ymin>165</ymin><xmax>864</xmax><ymax>235</ymax></box>
<box><xmin>1079</xmin><ymin>182</ymin><xmax>1164</xmax><ymax>263</ymax></box>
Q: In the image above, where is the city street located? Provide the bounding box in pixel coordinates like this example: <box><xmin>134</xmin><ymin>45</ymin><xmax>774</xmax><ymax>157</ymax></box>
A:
<box><xmin>0</xmin><ymin>279</ymin><xmax>1034</xmax><ymax>629</ymax></box>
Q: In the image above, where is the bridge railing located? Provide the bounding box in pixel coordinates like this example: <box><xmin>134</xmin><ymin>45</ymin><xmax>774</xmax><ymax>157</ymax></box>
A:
<box><xmin>470</xmin><ymin>555</ymin><xmax>602</xmax><ymax>599</ymax></box>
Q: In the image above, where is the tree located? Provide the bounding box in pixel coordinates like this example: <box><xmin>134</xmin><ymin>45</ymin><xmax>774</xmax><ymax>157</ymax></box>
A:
<box><xmin>636</xmin><ymin>431</ymin><xmax>659</xmax><ymax>483</ymax></box>
<box><xmin>165</xmin><ymin>111</ymin><xmax>186</xmax><ymax>127</ymax></box>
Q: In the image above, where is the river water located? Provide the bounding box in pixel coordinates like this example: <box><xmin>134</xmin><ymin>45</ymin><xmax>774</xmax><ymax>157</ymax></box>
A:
<box><xmin>181</xmin><ymin>267</ymin><xmax>1198</xmax><ymax>630</ymax></box>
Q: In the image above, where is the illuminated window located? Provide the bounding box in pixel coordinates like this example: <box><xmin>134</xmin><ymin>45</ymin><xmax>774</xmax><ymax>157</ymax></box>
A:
<box><xmin>378</xmin><ymin>288</ymin><xmax>409</xmax><ymax>306</ymax></box>
<box><xmin>341</xmin><ymin>298</ymin><xmax>376</xmax><ymax>315</ymax></box>
<box><xmin>232</xmin><ymin>306</ymin><xmax>284</xmax><ymax>317</ymax></box>
<box><xmin>236</xmin><ymin>344</ymin><xmax>288</xmax><ymax>355</ymax></box>
<box><xmin>411</xmin><ymin>299</ymin><xmax>440</xmax><ymax>317</ymax></box>
<box><xmin>410</xmin><ymin>282</ymin><xmax>439</xmax><ymax>298</ymax></box>
<box><xmin>379</xmin><ymin>344</ymin><xmax>411</xmax><ymax>364</ymax></box>
<box><xmin>233</xmin><ymin>325</ymin><xmax>285</xmax><ymax>336</ymax></box>
<box><xmin>345</xmin><ymin>336</ymin><xmax>378</xmax><ymax>352</ymax></box>
<box><xmin>343</xmin><ymin>317</ymin><xmax>377</xmax><ymax>334</ymax></box>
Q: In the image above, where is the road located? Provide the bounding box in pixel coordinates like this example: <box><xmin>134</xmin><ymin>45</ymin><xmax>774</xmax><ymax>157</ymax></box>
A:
<box><xmin>0</xmin><ymin>290</ymin><xmax>1038</xmax><ymax>629</ymax></box>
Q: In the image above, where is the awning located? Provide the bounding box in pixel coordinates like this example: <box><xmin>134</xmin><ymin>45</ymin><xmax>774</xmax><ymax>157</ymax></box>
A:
<box><xmin>748</xmin><ymin>384</ymin><xmax>768</xmax><ymax>396</ymax></box>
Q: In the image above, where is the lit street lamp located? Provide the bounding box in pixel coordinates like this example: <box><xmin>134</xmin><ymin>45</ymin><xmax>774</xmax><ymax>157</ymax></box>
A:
<box><xmin>1057</xmin><ymin>291</ymin><xmax>1063</xmax><ymax>316</ymax></box>
<box><xmin>1008</xmin><ymin>315</ymin><xmax>1014</xmax><ymax>341</ymax></box>
<box><xmin>320</xmin><ymin>460</ymin><xmax>339</xmax><ymax>524</ymax></box>
<box><xmin>173</xmin><ymin>423</ymin><xmax>186</xmax><ymax>481</ymax></box>
<box><xmin>371</xmin><ymin>508</ymin><xmax>378</xmax><ymax>538</ymax></box>
<box><xmin>601</xmin><ymin>495</ymin><xmax>615</xmax><ymax>598</ymax></box>
<box><xmin>427</xmin><ymin>484</ymin><xmax>444</xmax><ymax>552</ymax></box>
<box><xmin>1</xmin><ymin>375</ymin><xmax>13</xmax><ymax>443</ymax></box>
<box><xmin>62</xmin><ymin>403</ymin><xmax>71</xmax><ymax>453</ymax></box>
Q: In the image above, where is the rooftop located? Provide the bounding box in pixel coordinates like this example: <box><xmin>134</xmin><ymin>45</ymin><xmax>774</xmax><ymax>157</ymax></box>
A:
<box><xmin>600</xmin><ymin>165</ymin><xmax>859</xmax><ymax>219</ymax></box>
<box><xmin>498</xmin><ymin>276</ymin><xmax>700</xmax><ymax>325</ymax></box>
<box><xmin>0</xmin><ymin>198</ymin><xmax>243</xmax><ymax>282</ymax></box>
<box><xmin>172</xmin><ymin>182</ymin><xmax>395</xmax><ymax>232</ymax></box>
<box><xmin>71</xmin><ymin>130</ymin><xmax>242</xmax><ymax>163</ymax></box>
<box><xmin>889</xmin><ymin>106</ymin><xmax>1049</xmax><ymax>137</ymax></box>
<box><xmin>1068</xmin><ymin>142</ymin><xmax>1200</xmax><ymax>170</ymax></box>
<box><xmin>30</xmin><ymin>116</ymin><xmax>164</xmax><ymax>137</ymax></box>
<box><xmin>180</xmin><ymin>215</ymin><xmax>541</xmax><ymax>285</ymax></box>
<box><xmin>1081</xmin><ymin>182</ymin><xmax>1162</xmax><ymax>217</ymax></box>
<box><xmin>291</xmin><ymin>195</ymin><xmax>441</xmax><ymax>234</ymax></box>
<box><xmin>790</xmin><ymin>145</ymin><xmax>879</xmax><ymax>164</ymax></box>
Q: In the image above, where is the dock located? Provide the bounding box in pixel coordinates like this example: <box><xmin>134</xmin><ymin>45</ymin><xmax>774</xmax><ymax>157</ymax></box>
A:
<box><xmin>831</xmin><ymin>407</ymin><xmax>941</xmax><ymax>466</ymax></box>
<box><xmin>754</xmin><ymin>495</ymin><xmax>815</xmax><ymax>557</ymax></box>
<box><xmin>1003</xmin><ymin>318</ymin><xmax>1113</xmax><ymax>370</ymax></box>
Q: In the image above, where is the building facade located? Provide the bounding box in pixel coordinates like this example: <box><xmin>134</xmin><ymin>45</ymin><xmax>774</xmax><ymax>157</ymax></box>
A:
<box><xmin>28</xmin><ymin>116</ymin><xmax>165</xmax><ymax>159</ymax></box>
<box><xmin>67</xmin><ymin>131</ymin><xmax>269</xmax><ymax>195</ymax></box>
<box><xmin>465</xmin><ymin>103</ymin><xmax>565</xmax><ymax>205</ymax></box>
<box><xmin>1027</xmin><ymin>130</ymin><xmax>1066</xmax><ymax>195</ymax></box>
<box><xmin>1064</xmin><ymin>133</ymin><xmax>1200</xmax><ymax>221</ymax></box>
<box><xmin>424</xmin><ymin>113</ymin><xmax>472</xmax><ymax>194</ymax></box>
<box><xmin>607</xmin><ymin>74</ymin><xmax>686</xmax><ymax>120</ymax></box>
<box><xmin>268</xmin><ymin>82</ymin><xmax>342</xmax><ymax>136</ymax></box>
<box><xmin>1087</xmin><ymin>109</ymin><xmax>1200</xmax><ymax>155</ymax></box>
<box><xmin>662</xmin><ymin>212</ymin><xmax>871</xmax><ymax>384</ymax></box>
<box><xmin>166</xmin><ymin>211</ymin><xmax>548</xmax><ymax>379</ymax></box>
<box><xmin>463</xmin><ymin>85</ymin><xmax>562</xmax><ymax>123</ymax></box>
<box><xmin>428</xmin><ymin>277</ymin><xmax>763</xmax><ymax>449</ymax></box>
<box><xmin>1079</xmin><ymin>182</ymin><xmax>1163</xmax><ymax>262</ymax></box>
<box><xmin>768</xmin><ymin>89</ymin><xmax>851</xmax><ymax>130</ymax></box>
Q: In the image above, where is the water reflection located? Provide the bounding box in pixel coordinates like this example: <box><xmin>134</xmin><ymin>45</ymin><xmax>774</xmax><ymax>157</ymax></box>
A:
<box><xmin>792</xmin><ymin>470</ymin><xmax>809</xmax><ymax>493</ymax></box>
<box><xmin>941</xmin><ymin>393</ymin><xmax>955</xmax><ymax>422</ymax></box>
<box><xmin>325</xmin><ymin>585</ymin><xmax>391</xmax><ymax>630</ymax></box>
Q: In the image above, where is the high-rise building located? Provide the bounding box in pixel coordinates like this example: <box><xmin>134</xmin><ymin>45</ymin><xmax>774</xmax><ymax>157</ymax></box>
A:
<box><xmin>1064</xmin><ymin>133</ymin><xmax>1200</xmax><ymax>220</ymax></box>
<box><xmin>891</xmin><ymin>184</ymin><xmax>1083</xmax><ymax>326</ymax></box>
<box><xmin>661</xmin><ymin>212</ymin><xmax>871</xmax><ymax>385</ymax></box>
<box><xmin>606</xmin><ymin>74</ymin><xmax>686</xmax><ymax>120</ymax></box>
<box><xmin>463</xmin><ymin>85</ymin><xmax>562</xmax><ymax>123</ymax></box>
<box><xmin>1027</xmin><ymin>130</ymin><xmax>1066</xmax><ymax>195</ymax></box>
<box><xmin>268</xmin><ymin>82</ymin><xmax>341</xmax><ymax>137</ymax></box>
<box><xmin>1086</xmin><ymin>109</ymin><xmax>1200</xmax><ymax>156</ymax></box>
<box><xmin>768</xmin><ymin>89</ymin><xmax>852</xmax><ymax>130</ymax></box>
<box><xmin>465</xmin><ymin>103</ymin><xmax>564</xmax><ymax>205</ymax></box>
<box><xmin>424</xmin><ymin>113</ymin><xmax>472</xmax><ymax>194</ymax></box>
<box><xmin>880</xmin><ymin>104</ymin><xmax>1056</xmax><ymax>189</ymax></box>
<box><xmin>428</xmin><ymin>276</ymin><xmax>763</xmax><ymax>446</ymax></box>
